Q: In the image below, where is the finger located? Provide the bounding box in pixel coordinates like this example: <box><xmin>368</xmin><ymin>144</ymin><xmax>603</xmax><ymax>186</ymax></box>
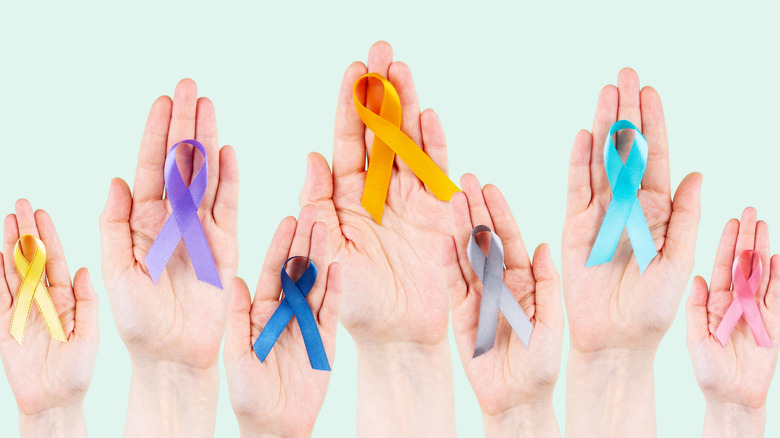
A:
<box><xmin>765</xmin><ymin>255</ymin><xmax>780</xmax><ymax>312</ymax></box>
<box><xmin>252</xmin><ymin>216</ymin><xmax>297</xmax><ymax>315</ymax></box>
<box><xmin>365</xmin><ymin>41</ymin><xmax>394</xmax><ymax>158</ymax></box>
<box><xmin>168</xmin><ymin>78</ymin><xmax>199</xmax><ymax>182</ymax></box>
<box><xmin>639</xmin><ymin>86</ymin><xmax>671</xmax><ymax>196</ymax></box>
<box><xmin>333</xmin><ymin>62</ymin><xmax>368</xmax><ymax>178</ymax></box>
<box><xmin>226</xmin><ymin>277</ymin><xmax>252</xmax><ymax>358</ymax></box>
<box><xmin>34</xmin><ymin>210</ymin><xmax>72</xmax><ymax>289</ymax></box>
<box><xmin>566</xmin><ymin>130</ymin><xmax>593</xmax><ymax>216</ymax></box>
<box><xmin>194</xmin><ymin>97</ymin><xmax>220</xmax><ymax>212</ymax></box>
<box><xmin>299</xmin><ymin>153</ymin><xmax>342</xmax><ymax>252</ymax></box>
<box><xmin>663</xmin><ymin>172</ymin><xmax>702</xmax><ymax>265</ymax></box>
<box><xmin>450</xmin><ymin>191</ymin><xmax>476</xmax><ymax>302</ymax></box>
<box><xmin>132</xmin><ymin>96</ymin><xmax>172</xmax><ymax>203</ymax></box>
<box><xmin>72</xmin><ymin>267</ymin><xmax>99</xmax><ymax>343</ymax></box>
<box><xmin>3</xmin><ymin>214</ymin><xmax>20</xmax><ymax>296</ymax></box>
<box><xmin>686</xmin><ymin>276</ymin><xmax>711</xmax><ymax>341</ymax></box>
<box><xmin>213</xmin><ymin>145</ymin><xmax>239</xmax><ymax>231</ymax></box>
<box><xmin>483</xmin><ymin>184</ymin><xmax>531</xmax><ymax>271</ymax></box>
<box><xmin>531</xmin><ymin>243</ymin><xmax>562</xmax><ymax>327</ymax></box>
<box><xmin>14</xmin><ymin>199</ymin><xmax>39</xmax><ymax>240</ymax></box>
<box><xmin>590</xmin><ymin>85</ymin><xmax>618</xmax><ymax>197</ymax></box>
<box><xmin>710</xmin><ymin>219</ymin><xmax>740</xmax><ymax>293</ymax></box>
<box><xmin>306</xmin><ymin>222</ymin><xmax>329</xmax><ymax>312</ymax></box>
<box><xmin>420</xmin><ymin>109</ymin><xmax>448</xmax><ymax>176</ymax></box>
<box><xmin>755</xmin><ymin>221</ymin><xmax>771</xmax><ymax>302</ymax></box>
<box><xmin>616</xmin><ymin>68</ymin><xmax>642</xmax><ymax>150</ymax></box>
<box><xmin>0</xmin><ymin>252</ymin><xmax>10</xmax><ymax>310</ymax></box>
<box><xmin>388</xmin><ymin>61</ymin><xmax>423</xmax><ymax>175</ymax></box>
<box><xmin>318</xmin><ymin>263</ymin><xmax>342</xmax><ymax>361</ymax></box>
<box><xmin>460</xmin><ymin>174</ymin><xmax>494</xmax><ymax>233</ymax></box>
<box><xmin>734</xmin><ymin>207</ymin><xmax>758</xmax><ymax>258</ymax></box>
<box><xmin>287</xmin><ymin>205</ymin><xmax>317</xmax><ymax>278</ymax></box>
<box><xmin>98</xmin><ymin>178</ymin><xmax>135</xmax><ymax>276</ymax></box>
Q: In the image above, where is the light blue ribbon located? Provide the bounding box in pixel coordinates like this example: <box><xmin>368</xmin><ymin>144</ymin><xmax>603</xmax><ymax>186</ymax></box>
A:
<box><xmin>586</xmin><ymin>120</ymin><xmax>657</xmax><ymax>274</ymax></box>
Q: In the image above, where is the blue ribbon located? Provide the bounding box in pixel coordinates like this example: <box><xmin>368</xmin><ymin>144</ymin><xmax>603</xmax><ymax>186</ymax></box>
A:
<box><xmin>253</xmin><ymin>257</ymin><xmax>330</xmax><ymax>371</ymax></box>
<box><xmin>586</xmin><ymin>120</ymin><xmax>657</xmax><ymax>274</ymax></box>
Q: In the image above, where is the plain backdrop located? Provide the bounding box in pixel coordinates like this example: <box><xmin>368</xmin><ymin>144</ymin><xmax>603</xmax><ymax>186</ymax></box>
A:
<box><xmin>1</xmin><ymin>1</ymin><xmax>778</xmax><ymax>436</ymax></box>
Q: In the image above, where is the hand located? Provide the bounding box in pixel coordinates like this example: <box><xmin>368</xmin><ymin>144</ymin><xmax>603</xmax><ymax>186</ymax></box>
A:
<box><xmin>450</xmin><ymin>175</ymin><xmax>563</xmax><ymax>437</ymax></box>
<box><xmin>99</xmin><ymin>78</ymin><xmax>238</xmax><ymax>437</ymax></box>
<box><xmin>0</xmin><ymin>199</ymin><xmax>99</xmax><ymax>437</ymax></box>
<box><xmin>299</xmin><ymin>41</ymin><xmax>457</xmax><ymax>437</ymax></box>
<box><xmin>687</xmin><ymin>207</ymin><xmax>779</xmax><ymax>437</ymax></box>
<box><xmin>224</xmin><ymin>206</ymin><xmax>341</xmax><ymax>437</ymax></box>
<box><xmin>562</xmin><ymin>68</ymin><xmax>702</xmax><ymax>437</ymax></box>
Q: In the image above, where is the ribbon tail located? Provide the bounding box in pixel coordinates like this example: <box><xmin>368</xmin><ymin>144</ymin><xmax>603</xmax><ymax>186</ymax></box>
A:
<box><xmin>33</xmin><ymin>284</ymin><xmax>67</xmax><ymax>342</ymax></box>
<box><xmin>714</xmin><ymin>300</ymin><xmax>743</xmax><ymax>346</ymax></box>
<box><xmin>473</xmin><ymin>286</ymin><xmax>500</xmax><ymax>358</ymax></box>
<box><xmin>498</xmin><ymin>284</ymin><xmax>533</xmax><ymax>349</ymax></box>
<box><xmin>144</xmin><ymin>217</ymin><xmax>181</xmax><ymax>284</ymax></box>
<box><xmin>282</xmin><ymin>276</ymin><xmax>330</xmax><ymax>371</ymax></box>
<box><xmin>741</xmin><ymin>298</ymin><xmax>772</xmax><ymax>347</ymax></box>
<box><xmin>361</xmin><ymin>138</ymin><xmax>395</xmax><ymax>224</ymax></box>
<box><xmin>626</xmin><ymin>200</ymin><xmax>658</xmax><ymax>274</ymax></box>
<box><xmin>253</xmin><ymin>299</ymin><xmax>296</xmax><ymax>362</ymax></box>
<box><xmin>9</xmin><ymin>292</ymin><xmax>34</xmax><ymax>346</ymax></box>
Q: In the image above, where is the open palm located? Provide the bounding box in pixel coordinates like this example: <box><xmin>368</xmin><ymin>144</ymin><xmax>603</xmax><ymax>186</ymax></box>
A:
<box><xmin>299</xmin><ymin>42</ymin><xmax>454</xmax><ymax>346</ymax></box>
<box><xmin>99</xmin><ymin>79</ymin><xmax>239</xmax><ymax>368</ymax></box>
<box><xmin>449</xmin><ymin>175</ymin><xmax>563</xmax><ymax>416</ymax></box>
<box><xmin>0</xmin><ymin>199</ymin><xmax>98</xmax><ymax>415</ymax></box>
<box><xmin>687</xmin><ymin>208</ymin><xmax>780</xmax><ymax>408</ymax></box>
<box><xmin>562</xmin><ymin>68</ymin><xmax>702</xmax><ymax>353</ymax></box>
<box><xmin>224</xmin><ymin>206</ymin><xmax>341</xmax><ymax>436</ymax></box>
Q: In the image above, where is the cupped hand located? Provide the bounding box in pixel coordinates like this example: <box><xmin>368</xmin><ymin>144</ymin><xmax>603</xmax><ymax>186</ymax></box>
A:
<box><xmin>299</xmin><ymin>41</ymin><xmax>454</xmax><ymax>347</ymax></box>
<box><xmin>224</xmin><ymin>205</ymin><xmax>341</xmax><ymax>437</ymax></box>
<box><xmin>563</xmin><ymin>68</ymin><xmax>702</xmax><ymax>353</ymax></box>
<box><xmin>449</xmin><ymin>174</ymin><xmax>563</xmax><ymax>417</ymax></box>
<box><xmin>99</xmin><ymin>78</ymin><xmax>239</xmax><ymax>369</ymax></box>
<box><xmin>687</xmin><ymin>207</ymin><xmax>780</xmax><ymax>408</ymax></box>
<box><xmin>0</xmin><ymin>199</ymin><xmax>99</xmax><ymax>416</ymax></box>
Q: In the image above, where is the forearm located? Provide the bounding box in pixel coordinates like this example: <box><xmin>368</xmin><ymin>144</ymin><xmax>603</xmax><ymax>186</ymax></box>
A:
<box><xmin>565</xmin><ymin>348</ymin><xmax>656</xmax><ymax>438</ymax></box>
<box><xmin>356</xmin><ymin>340</ymin><xmax>456</xmax><ymax>437</ymax></box>
<box><xmin>19</xmin><ymin>405</ymin><xmax>88</xmax><ymax>438</ymax></box>
<box><xmin>483</xmin><ymin>397</ymin><xmax>560</xmax><ymax>438</ymax></box>
<box><xmin>702</xmin><ymin>401</ymin><xmax>765</xmax><ymax>438</ymax></box>
<box><xmin>124</xmin><ymin>360</ymin><xmax>220</xmax><ymax>438</ymax></box>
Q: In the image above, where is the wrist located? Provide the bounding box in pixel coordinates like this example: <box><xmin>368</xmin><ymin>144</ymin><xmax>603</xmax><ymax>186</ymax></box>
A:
<box><xmin>482</xmin><ymin>397</ymin><xmax>560</xmax><ymax>438</ymax></box>
<box><xmin>19</xmin><ymin>404</ymin><xmax>87</xmax><ymax>438</ymax></box>
<box><xmin>703</xmin><ymin>400</ymin><xmax>765</xmax><ymax>438</ymax></box>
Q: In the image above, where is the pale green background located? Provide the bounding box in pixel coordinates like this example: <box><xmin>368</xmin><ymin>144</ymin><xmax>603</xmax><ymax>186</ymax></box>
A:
<box><xmin>1</xmin><ymin>0</ymin><xmax>778</xmax><ymax>436</ymax></box>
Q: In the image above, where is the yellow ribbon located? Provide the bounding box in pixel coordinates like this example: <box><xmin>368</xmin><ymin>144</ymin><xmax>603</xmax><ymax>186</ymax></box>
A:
<box><xmin>10</xmin><ymin>235</ymin><xmax>67</xmax><ymax>346</ymax></box>
<box><xmin>353</xmin><ymin>73</ymin><xmax>460</xmax><ymax>224</ymax></box>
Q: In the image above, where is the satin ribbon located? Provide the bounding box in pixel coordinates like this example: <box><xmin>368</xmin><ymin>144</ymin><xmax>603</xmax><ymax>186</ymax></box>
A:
<box><xmin>253</xmin><ymin>257</ymin><xmax>330</xmax><ymax>371</ymax></box>
<box><xmin>145</xmin><ymin>139</ymin><xmax>222</xmax><ymax>289</ymax></box>
<box><xmin>586</xmin><ymin>120</ymin><xmax>657</xmax><ymax>274</ymax></box>
<box><xmin>9</xmin><ymin>235</ymin><xmax>67</xmax><ymax>346</ymax></box>
<box><xmin>469</xmin><ymin>225</ymin><xmax>533</xmax><ymax>357</ymax></box>
<box><xmin>715</xmin><ymin>250</ymin><xmax>772</xmax><ymax>347</ymax></box>
<box><xmin>353</xmin><ymin>73</ymin><xmax>460</xmax><ymax>224</ymax></box>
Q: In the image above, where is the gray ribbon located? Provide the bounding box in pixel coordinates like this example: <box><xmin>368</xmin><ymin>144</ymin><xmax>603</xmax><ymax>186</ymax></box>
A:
<box><xmin>468</xmin><ymin>225</ymin><xmax>533</xmax><ymax>358</ymax></box>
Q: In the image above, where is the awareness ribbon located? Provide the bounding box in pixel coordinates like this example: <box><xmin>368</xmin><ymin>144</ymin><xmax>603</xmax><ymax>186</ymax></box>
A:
<box><xmin>715</xmin><ymin>250</ymin><xmax>772</xmax><ymax>347</ymax></box>
<box><xmin>586</xmin><ymin>120</ymin><xmax>657</xmax><ymax>274</ymax></box>
<box><xmin>9</xmin><ymin>235</ymin><xmax>67</xmax><ymax>346</ymax></box>
<box><xmin>469</xmin><ymin>225</ymin><xmax>533</xmax><ymax>357</ymax></box>
<box><xmin>253</xmin><ymin>257</ymin><xmax>330</xmax><ymax>371</ymax></box>
<box><xmin>145</xmin><ymin>139</ymin><xmax>222</xmax><ymax>289</ymax></box>
<box><xmin>353</xmin><ymin>73</ymin><xmax>460</xmax><ymax>224</ymax></box>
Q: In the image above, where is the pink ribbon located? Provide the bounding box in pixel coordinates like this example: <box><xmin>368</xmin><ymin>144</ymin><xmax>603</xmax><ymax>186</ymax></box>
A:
<box><xmin>715</xmin><ymin>250</ymin><xmax>771</xmax><ymax>347</ymax></box>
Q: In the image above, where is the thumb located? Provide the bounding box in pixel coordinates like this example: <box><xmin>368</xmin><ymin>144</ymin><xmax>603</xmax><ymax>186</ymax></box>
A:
<box><xmin>225</xmin><ymin>277</ymin><xmax>252</xmax><ymax>361</ymax></box>
<box><xmin>532</xmin><ymin>243</ymin><xmax>563</xmax><ymax>329</ymax></box>
<box><xmin>663</xmin><ymin>172</ymin><xmax>703</xmax><ymax>273</ymax></box>
<box><xmin>99</xmin><ymin>178</ymin><xmax>134</xmax><ymax>276</ymax></box>
<box><xmin>686</xmin><ymin>275</ymin><xmax>710</xmax><ymax>344</ymax></box>
<box><xmin>72</xmin><ymin>267</ymin><xmax>99</xmax><ymax>344</ymax></box>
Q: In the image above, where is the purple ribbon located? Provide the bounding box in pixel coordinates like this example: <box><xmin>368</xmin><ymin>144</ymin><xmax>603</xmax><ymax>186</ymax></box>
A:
<box><xmin>144</xmin><ymin>140</ymin><xmax>222</xmax><ymax>289</ymax></box>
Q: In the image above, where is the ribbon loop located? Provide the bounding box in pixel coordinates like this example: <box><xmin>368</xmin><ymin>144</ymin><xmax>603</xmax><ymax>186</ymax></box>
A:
<box><xmin>353</xmin><ymin>73</ymin><xmax>460</xmax><ymax>224</ymax></box>
<box><xmin>145</xmin><ymin>139</ymin><xmax>222</xmax><ymax>289</ymax></box>
<box><xmin>469</xmin><ymin>225</ymin><xmax>533</xmax><ymax>357</ymax></box>
<box><xmin>586</xmin><ymin>120</ymin><xmax>657</xmax><ymax>274</ymax></box>
<box><xmin>10</xmin><ymin>235</ymin><xmax>67</xmax><ymax>346</ymax></box>
<box><xmin>253</xmin><ymin>257</ymin><xmax>330</xmax><ymax>371</ymax></box>
<box><xmin>715</xmin><ymin>250</ymin><xmax>771</xmax><ymax>347</ymax></box>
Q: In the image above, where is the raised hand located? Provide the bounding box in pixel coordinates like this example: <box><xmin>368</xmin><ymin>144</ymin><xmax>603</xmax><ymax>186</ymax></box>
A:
<box><xmin>687</xmin><ymin>208</ymin><xmax>780</xmax><ymax>437</ymax></box>
<box><xmin>562</xmin><ymin>68</ymin><xmax>702</xmax><ymax>437</ymax></box>
<box><xmin>0</xmin><ymin>199</ymin><xmax>99</xmax><ymax>437</ymax></box>
<box><xmin>449</xmin><ymin>175</ymin><xmax>563</xmax><ymax>437</ymax></box>
<box><xmin>99</xmin><ymin>79</ymin><xmax>238</xmax><ymax>437</ymax></box>
<box><xmin>224</xmin><ymin>206</ymin><xmax>341</xmax><ymax>437</ymax></box>
<box><xmin>299</xmin><ymin>41</ymin><xmax>457</xmax><ymax>436</ymax></box>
